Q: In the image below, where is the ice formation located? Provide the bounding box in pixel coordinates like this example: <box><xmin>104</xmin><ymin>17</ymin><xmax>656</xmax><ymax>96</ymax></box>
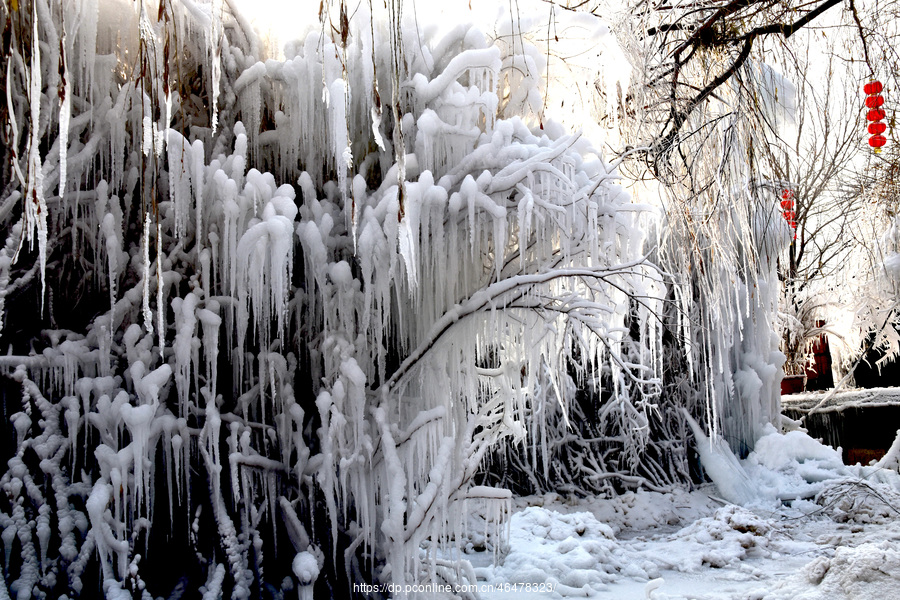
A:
<box><xmin>0</xmin><ymin>1</ymin><xmax>882</xmax><ymax>599</ymax></box>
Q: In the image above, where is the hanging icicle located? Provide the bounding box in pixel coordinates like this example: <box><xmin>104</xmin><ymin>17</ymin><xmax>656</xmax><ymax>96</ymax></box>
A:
<box><xmin>142</xmin><ymin>212</ymin><xmax>154</xmax><ymax>337</ymax></box>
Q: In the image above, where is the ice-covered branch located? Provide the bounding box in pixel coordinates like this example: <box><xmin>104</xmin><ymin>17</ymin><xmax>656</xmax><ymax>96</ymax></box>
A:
<box><xmin>381</xmin><ymin>259</ymin><xmax>651</xmax><ymax>393</ymax></box>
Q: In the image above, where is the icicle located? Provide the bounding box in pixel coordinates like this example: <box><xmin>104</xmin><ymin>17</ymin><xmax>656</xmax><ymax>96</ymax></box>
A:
<box><xmin>398</xmin><ymin>216</ymin><xmax>418</xmax><ymax>293</ymax></box>
<box><xmin>168</xmin><ymin>130</ymin><xmax>191</xmax><ymax>239</ymax></box>
<box><xmin>328</xmin><ymin>78</ymin><xmax>352</xmax><ymax>212</ymax></box>
<box><xmin>58</xmin><ymin>40</ymin><xmax>71</xmax><ymax>200</ymax></box>
<box><xmin>157</xmin><ymin>222</ymin><xmax>165</xmax><ymax>360</ymax></box>
<box><xmin>154</xmin><ymin>121</ymin><xmax>164</xmax><ymax>156</ymax></box>
<box><xmin>102</xmin><ymin>212</ymin><xmax>119</xmax><ymax>323</ymax></box>
<box><xmin>236</xmin><ymin>63</ymin><xmax>266</xmax><ymax>155</ymax></box>
<box><xmin>122</xmin><ymin>385</ymin><xmax>161</xmax><ymax>517</ymax></box>
<box><xmin>86</xmin><ymin>482</ymin><xmax>126</xmax><ymax>581</ymax></box>
<box><xmin>200</xmin><ymin>247</ymin><xmax>212</xmax><ymax>299</ymax></box>
<box><xmin>193</xmin><ymin>139</ymin><xmax>205</xmax><ymax>248</ymax></box>
<box><xmin>371</xmin><ymin>104</ymin><xmax>385</xmax><ymax>151</ymax></box>
<box><xmin>22</xmin><ymin>3</ymin><xmax>48</xmax><ymax>311</ymax></box>
<box><xmin>5</xmin><ymin>65</ymin><xmax>26</xmax><ymax>191</ymax></box>
<box><xmin>352</xmin><ymin>175</ymin><xmax>366</xmax><ymax>254</ymax></box>
<box><xmin>171</xmin><ymin>430</ymin><xmax>184</xmax><ymax>506</ymax></box>
<box><xmin>210</xmin><ymin>0</ymin><xmax>224</xmax><ymax>135</ymax></box>
<box><xmin>0</xmin><ymin>244</ymin><xmax>11</xmax><ymax>335</ymax></box>
<box><xmin>516</xmin><ymin>184</ymin><xmax>533</xmax><ymax>270</ymax></box>
<box><xmin>173</xmin><ymin>293</ymin><xmax>199</xmax><ymax>416</ymax></box>
<box><xmin>199</xmin><ymin>302</ymin><xmax>222</xmax><ymax>404</ymax></box>
<box><xmin>107</xmin><ymin>83</ymin><xmax>130</xmax><ymax>191</ymax></box>
<box><xmin>142</xmin><ymin>212</ymin><xmax>154</xmax><ymax>336</ymax></box>
<box><xmin>164</xmin><ymin>90</ymin><xmax>172</xmax><ymax>142</ymax></box>
<box><xmin>142</xmin><ymin>113</ymin><xmax>153</xmax><ymax>157</ymax></box>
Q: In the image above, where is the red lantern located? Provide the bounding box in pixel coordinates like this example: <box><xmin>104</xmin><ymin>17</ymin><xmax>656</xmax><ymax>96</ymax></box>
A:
<box><xmin>866</xmin><ymin>95</ymin><xmax>885</xmax><ymax>108</ymax></box>
<box><xmin>869</xmin><ymin>134</ymin><xmax>887</xmax><ymax>148</ymax></box>
<box><xmin>865</xmin><ymin>81</ymin><xmax>888</xmax><ymax>153</ymax></box>
<box><xmin>869</xmin><ymin>122</ymin><xmax>887</xmax><ymax>135</ymax></box>
<box><xmin>779</xmin><ymin>188</ymin><xmax>797</xmax><ymax>233</ymax></box>
<box><xmin>864</xmin><ymin>80</ymin><xmax>883</xmax><ymax>95</ymax></box>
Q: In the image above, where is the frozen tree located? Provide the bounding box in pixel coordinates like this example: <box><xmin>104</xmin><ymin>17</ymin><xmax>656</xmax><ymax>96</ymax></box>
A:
<box><xmin>0</xmin><ymin>1</ymin><xmax>682</xmax><ymax>598</ymax></box>
<box><xmin>846</xmin><ymin>136</ymin><xmax>900</xmax><ymax>381</ymax></box>
<box><xmin>752</xmin><ymin>3</ymin><xmax>900</xmax><ymax>383</ymax></box>
<box><xmin>837</xmin><ymin>3</ymin><xmax>900</xmax><ymax>379</ymax></box>
<box><xmin>606</xmin><ymin>0</ymin><xmax>814</xmax><ymax>455</ymax></box>
<box><xmin>748</xmin><ymin>38</ymin><xmax>868</xmax><ymax>381</ymax></box>
<box><xmin>601</xmin><ymin>0</ymin><xmax>900</xmax><ymax>450</ymax></box>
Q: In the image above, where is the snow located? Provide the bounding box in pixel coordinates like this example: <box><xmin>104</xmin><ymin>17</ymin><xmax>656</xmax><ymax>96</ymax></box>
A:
<box><xmin>470</xmin><ymin>427</ymin><xmax>900</xmax><ymax>600</ymax></box>
<box><xmin>783</xmin><ymin>387</ymin><xmax>900</xmax><ymax>413</ymax></box>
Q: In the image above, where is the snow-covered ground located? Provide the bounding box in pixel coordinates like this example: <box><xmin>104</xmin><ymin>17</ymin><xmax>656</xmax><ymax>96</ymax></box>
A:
<box><xmin>472</xmin><ymin>486</ymin><xmax>900</xmax><ymax>599</ymax></box>
<box><xmin>464</xmin><ymin>417</ymin><xmax>900</xmax><ymax>600</ymax></box>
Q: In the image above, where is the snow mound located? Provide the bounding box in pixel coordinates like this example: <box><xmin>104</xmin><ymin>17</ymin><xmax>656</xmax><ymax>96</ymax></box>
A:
<box><xmin>753</xmin><ymin>427</ymin><xmax>845</xmax><ymax>473</ymax></box>
<box><xmin>800</xmin><ymin>541</ymin><xmax>900</xmax><ymax>599</ymax></box>
<box><xmin>593</xmin><ymin>488</ymin><xmax>719</xmax><ymax>533</ymax></box>
<box><xmin>734</xmin><ymin>424</ymin><xmax>858</xmax><ymax>505</ymax></box>
<box><xmin>485</xmin><ymin>502</ymin><xmax>777</xmax><ymax>597</ymax></box>
<box><xmin>485</xmin><ymin>506</ymin><xmax>658</xmax><ymax>597</ymax></box>
<box><xmin>481</xmin><ymin>465</ymin><xmax>900</xmax><ymax>600</ymax></box>
<box><xmin>637</xmin><ymin>505</ymin><xmax>773</xmax><ymax>571</ymax></box>
<box><xmin>525</xmin><ymin>488</ymin><xmax>721</xmax><ymax>535</ymax></box>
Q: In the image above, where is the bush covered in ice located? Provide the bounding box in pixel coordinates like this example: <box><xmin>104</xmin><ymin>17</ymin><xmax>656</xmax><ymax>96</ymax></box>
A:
<box><xmin>0</xmin><ymin>1</ymin><xmax>684</xmax><ymax>597</ymax></box>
